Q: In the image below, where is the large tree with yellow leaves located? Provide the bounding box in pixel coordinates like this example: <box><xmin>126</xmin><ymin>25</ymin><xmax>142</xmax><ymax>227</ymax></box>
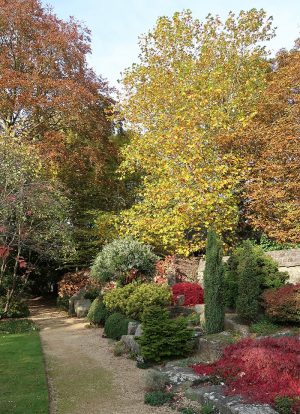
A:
<box><xmin>117</xmin><ymin>9</ymin><xmax>274</xmax><ymax>255</ymax></box>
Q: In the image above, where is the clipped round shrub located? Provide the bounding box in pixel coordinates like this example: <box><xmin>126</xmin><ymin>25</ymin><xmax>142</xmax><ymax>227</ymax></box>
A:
<box><xmin>104</xmin><ymin>283</ymin><xmax>172</xmax><ymax>320</ymax></box>
<box><xmin>91</xmin><ymin>237</ymin><xmax>159</xmax><ymax>285</ymax></box>
<box><xmin>172</xmin><ymin>282</ymin><xmax>204</xmax><ymax>306</ymax></box>
<box><xmin>104</xmin><ymin>312</ymin><xmax>131</xmax><ymax>340</ymax></box>
<box><xmin>87</xmin><ymin>298</ymin><xmax>110</xmax><ymax>326</ymax></box>
<box><xmin>261</xmin><ymin>284</ymin><xmax>300</xmax><ymax>323</ymax></box>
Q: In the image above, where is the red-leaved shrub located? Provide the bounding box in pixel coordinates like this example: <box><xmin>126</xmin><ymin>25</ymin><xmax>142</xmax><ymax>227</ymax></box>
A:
<box><xmin>192</xmin><ymin>337</ymin><xmax>300</xmax><ymax>410</ymax></box>
<box><xmin>58</xmin><ymin>270</ymin><xmax>98</xmax><ymax>298</ymax></box>
<box><xmin>172</xmin><ymin>282</ymin><xmax>204</xmax><ymax>306</ymax></box>
<box><xmin>261</xmin><ymin>283</ymin><xmax>300</xmax><ymax>323</ymax></box>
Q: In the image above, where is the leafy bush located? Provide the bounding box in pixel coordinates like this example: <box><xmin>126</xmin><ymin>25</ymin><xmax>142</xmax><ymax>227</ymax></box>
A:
<box><xmin>261</xmin><ymin>284</ymin><xmax>300</xmax><ymax>323</ymax></box>
<box><xmin>192</xmin><ymin>337</ymin><xmax>300</xmax><ymax>408</ymax></box>
<box><xmin>224</xmin><ymin>242</ymin><xmax>288</xmax><ymax>309</ymax></box>
<box><xmin>172</xmin><ymin>282</ymin><xmax>204</xmax><ymax>306</ymax></box>
<box><xmin>138</xmin><ymin>306</ymin><xmax>193</xmax><ymax>362</ymax></box>
<box><xmin>84</xmin><ymin>287</ymin><xmax>100</xmax><ymax>301</ymax></box>
<box><xmin>249</xmin><ymin>319</ymin><xmax>279</xmax><ymax>336</ymax></box>
<box><xmin>144</xmin><ymin>391</ymin><xmax>174</xmax><ymax>406</ymax></box>
<box><xmin>56</xmin><ymin>295</ymin><xmax>70</xmax><ymax>311</ymax></box>
<box><xmin>104</xmin><ymin>312</ymin><xmax>131</xmax><ymax>340</ymax></box>
<box><xmin>104</xmin><ymin>283</ymin><xmax>172</xmax><ymax>320</ymax></box>
<box><xmin>145</xmin><ymin>369</ymin><xmax>169</xmax><ymax>392</ymax></box>
<box><xmin>87</xmin><ymin>298</ymin><xmax>110</xmax><ymax>326</ymax></box>
<box><xmin>0</xmin><ymin>298</ymin><xmax>30</xmax><ymax>318</ymax></box>
<box><xmin>0</xmin><ymin>319</ymin><xmax>38</xmax><ymax>334</ymax></box>
<box><xmin>91</xmin><ymin>237</ymin><xmax>159</xmax><ymax>286</ymax></box>
<box><xmin>204</xmin><ymin>231</ymin><xmax>225</xmax><ymax>334</ymax></box>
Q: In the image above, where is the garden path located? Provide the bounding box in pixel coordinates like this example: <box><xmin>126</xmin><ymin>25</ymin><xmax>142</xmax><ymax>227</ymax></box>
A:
<box><xmin>29</xmin><ymin>298</ymin><xmax>173</xmax><ymax>414</ymax></box>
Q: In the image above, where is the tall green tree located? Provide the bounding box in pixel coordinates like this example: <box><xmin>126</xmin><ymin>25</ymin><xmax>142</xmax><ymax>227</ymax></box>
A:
<box><xmin>117</xmin><ymin>9</ymin><xmax>274</xmax><ymax>255</ymax></box>
<box><xmin>204</xmin><ymin>230</ymin><xmax>225</xmax><ymax>334</ymax></box>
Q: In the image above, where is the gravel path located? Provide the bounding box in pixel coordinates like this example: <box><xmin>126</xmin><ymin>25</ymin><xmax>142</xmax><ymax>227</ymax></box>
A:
<box><xmin>30</xmin><ymin>299</ymin><xmax>174</xmax><ymax>414</ymax></box>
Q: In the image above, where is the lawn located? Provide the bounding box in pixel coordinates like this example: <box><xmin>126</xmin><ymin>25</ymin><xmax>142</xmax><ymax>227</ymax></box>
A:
<box><xmin>0</xmin><ymin>320</ymin><xmax>49</xmax><ymax>414</ymax></box>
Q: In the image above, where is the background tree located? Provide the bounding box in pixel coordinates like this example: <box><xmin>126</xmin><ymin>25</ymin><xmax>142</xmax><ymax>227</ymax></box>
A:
<box><xmin>203</xmin><ymin>230</ymin><xmax>225</xmax><ymax>334</ymax></box>
<box><xmin>239</xmin><ymin>40</ymin><xmax>300</xmax><ymax>244</ymax></box>
<box><xmin>117</xmin><ymin>9</ymin><xmax>274</xmax><ymax>255</ymax></box>
<box><xmin>0</xmin><ymin>134</ymin><xmax>73</xmax><ymax>314</ymax></box>
<box><xmin>0</xmin><ymin>0</ymin><xmax>125</xmax><ymax>267</ymax></box>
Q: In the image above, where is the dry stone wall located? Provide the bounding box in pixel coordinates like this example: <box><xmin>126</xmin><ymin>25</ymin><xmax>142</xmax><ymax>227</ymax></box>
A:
<box><xmin>197</xmin><ymin>248</ymin><xmax>300</xmax><ymax>285</ymax></box>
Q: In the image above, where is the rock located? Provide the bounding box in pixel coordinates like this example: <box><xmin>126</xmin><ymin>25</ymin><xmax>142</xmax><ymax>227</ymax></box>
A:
<box><xmin>159</xmin><ymin>364</ymin><xmax>203</xmax><ymax>386</ymax></box>
<box><xmin>74</xmin><ymin>299</ymin><xmax>91</xmax><ymax>318</ymax></box>
<box><xmin>224</xmin><ymin>314</ymin><xmax>250</xmax><ymax>337</ymax></box>
<box><xmin>69</xmin><ymin>288</ymin><xmax>86</xmax><ymax>315</ymax></box>
<box><xmin>128</xmin><ymin>321</ymin><xmax>139</xmax><ymax>335</ymax></box>
<box><xmin>176</xmin><ymin>294</ymin><xmax>185</xmax><ymax>306</ymax></box>
<box><xmin>196</xmin><ymin>333</ymin><xmax>233</xmax><ymax>362</ymax></box>
<box><xmin>186</xmin><ymin>385</ymin><xmax>278</xmax><ymax>414</ymax></box>
<box><xmin>121</xmin><ymin>335</ymin><xmax>140</xmax><ymax>355</ymax></box>
<box><xmin>134</xmin><ymin>324</ymin><xmax>143</xmax><ymax>337</ymax></box>
<box><xmin>194</xmin><ymin>304</ymin><xmax>205</xmax><ymax>325</ymax></box>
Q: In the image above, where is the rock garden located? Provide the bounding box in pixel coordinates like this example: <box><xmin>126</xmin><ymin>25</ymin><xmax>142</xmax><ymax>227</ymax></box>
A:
<box><xmin>56</xmin><ymin>235</ymin><xmax>300</xmax><ymax>414</ymax></box>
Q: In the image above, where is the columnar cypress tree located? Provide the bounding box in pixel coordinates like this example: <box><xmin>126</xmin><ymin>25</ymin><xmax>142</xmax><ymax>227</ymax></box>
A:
<box><xmin>204</xmin><ymin>230</ymin><xmax>225</xmax><ymax>334</ymax></box>
<box><xmin>236</xmin><ymin>240</ymin><xmax>261</xmax><ymax>322</ymax></box>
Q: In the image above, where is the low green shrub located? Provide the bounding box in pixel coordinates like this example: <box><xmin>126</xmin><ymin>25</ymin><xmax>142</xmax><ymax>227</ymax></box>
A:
<box><xmin>87</xmin><ymin>298</ymin><xmax>110</xmax><ymax>326</ymax></box>
<box><xmin>249</xmin><ymin>319</ymin><xmax>279</xmax><ymax>336</ymax></box>
<box><xmin>144</xmin><ymin>391</ymin><xmax>174</xmax><ymax>406</ymax></box>
<box><xmin>145</xmin><ymin>369</ymin><xmax>169</xmax><ymax>392</ymax></box>
<box><xmin>138</xmin><ymin>306</ymin><xmax>194</xmax><ymax>362</ymax></box>
<box><xmin>0</xmin><ymin>298</ymin><xmax>30</xmax><ymax>318</ymax></box>
<box><xmin>201</xmin><ymin>403</ymin><xmax>215</xmax><ymax>414</ymax></box>
<box><xmin>274</xmin><ymin>396</ymin><xmax>297</xmax><ymax>414</ymax></box>
<box><xmin>104</xmin><ymin>283</ymin><xmax>172</xmax><ymax>320</ymax></box>
<box><xmin>56</xmin><ymin>295</ymin><xmax>70</xmax><ymax>311</ymax></box>
<box><xmin>104</xmin><ymin>312</ymin><xmax>130</xmax><ymax>340</ymax></box>
<box><xmin>113</xmin><ymin>341</ymin><xmax>127</xmax><ymax>356</ymax></box>
<box><xmin>0</xmin><ymin>319</ymin><xmax>38</xmax><ymax>334</ymax></box>
<box><xmin>179</xmin><ymin>408</ymin><xmax>200</xmax><ymax>414</ymax></box>
<box><xmin>91</xmin><ymin>237</ymin><xmax>159</xmax><ymax>285</ymax></box>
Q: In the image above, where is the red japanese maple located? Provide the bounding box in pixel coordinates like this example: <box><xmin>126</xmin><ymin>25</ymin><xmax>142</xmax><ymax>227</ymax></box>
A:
<box><xmin>192</xmin><ymin>337</ymin><xmax>300</xmax><ymax>410</ymax></box>
<box><xmin>172</xmin><ymin>282</ymin><xmax>204</xmax><ymax>306</ymax></box>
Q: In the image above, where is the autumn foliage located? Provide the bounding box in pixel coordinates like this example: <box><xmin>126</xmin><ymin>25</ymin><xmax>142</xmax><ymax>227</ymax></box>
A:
<box><xmin>261</xmin><ymin>284</ymin><xmax>300</xmax><ymax>323</ymax></box>
<box><xmin>57</xmin><ymin>270</ymin><xmax>99</xmax><ymax>298</ymax></box>
<box><xmin>172</xmin><ymin>282</ymin><xmax>204</xmax><ymax>306</ymax></box>
<box><xmin>192</xmin><ymin>337</ymin><xmax>300</xmax><ymax>410</ymax></box>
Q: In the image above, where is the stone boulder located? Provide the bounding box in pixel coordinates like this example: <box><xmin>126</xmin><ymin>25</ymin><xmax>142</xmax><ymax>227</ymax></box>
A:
<box><xmin>74</xmin><ymin>298</ymin><xmax>91</xmax><ymax>318</ymax></box>
<box><xmin>69</xmin><ymin>288</ymin><xmax>86</xmax><ymax>315</ymax></box>
<box><xmin>134</xmin><ymin>324</ymin><xmax>143</xmax><ymax>337</ymax></box>
<box><xmin>128</xmin><ymin>321</ymin><xmax>139</xmax><ymax>335</ymax></box>
<box><xmin>121</xmin><ymin>335</ymin><xmax>140</xmax><ymax>355</ymax></box>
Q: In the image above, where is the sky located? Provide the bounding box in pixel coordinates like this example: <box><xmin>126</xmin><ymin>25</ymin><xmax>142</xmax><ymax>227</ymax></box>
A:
<box><xmin>44</xmin><ymin>0</ymin><xmax>300</xmax><ymax>88</ymax></box>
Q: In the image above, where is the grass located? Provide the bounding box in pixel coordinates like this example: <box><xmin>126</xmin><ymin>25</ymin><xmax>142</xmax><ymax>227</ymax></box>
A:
<box><xmin>0</xmin><ymin>319</ymin><xmax>49</xmax><ymax>414</ymax></box>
